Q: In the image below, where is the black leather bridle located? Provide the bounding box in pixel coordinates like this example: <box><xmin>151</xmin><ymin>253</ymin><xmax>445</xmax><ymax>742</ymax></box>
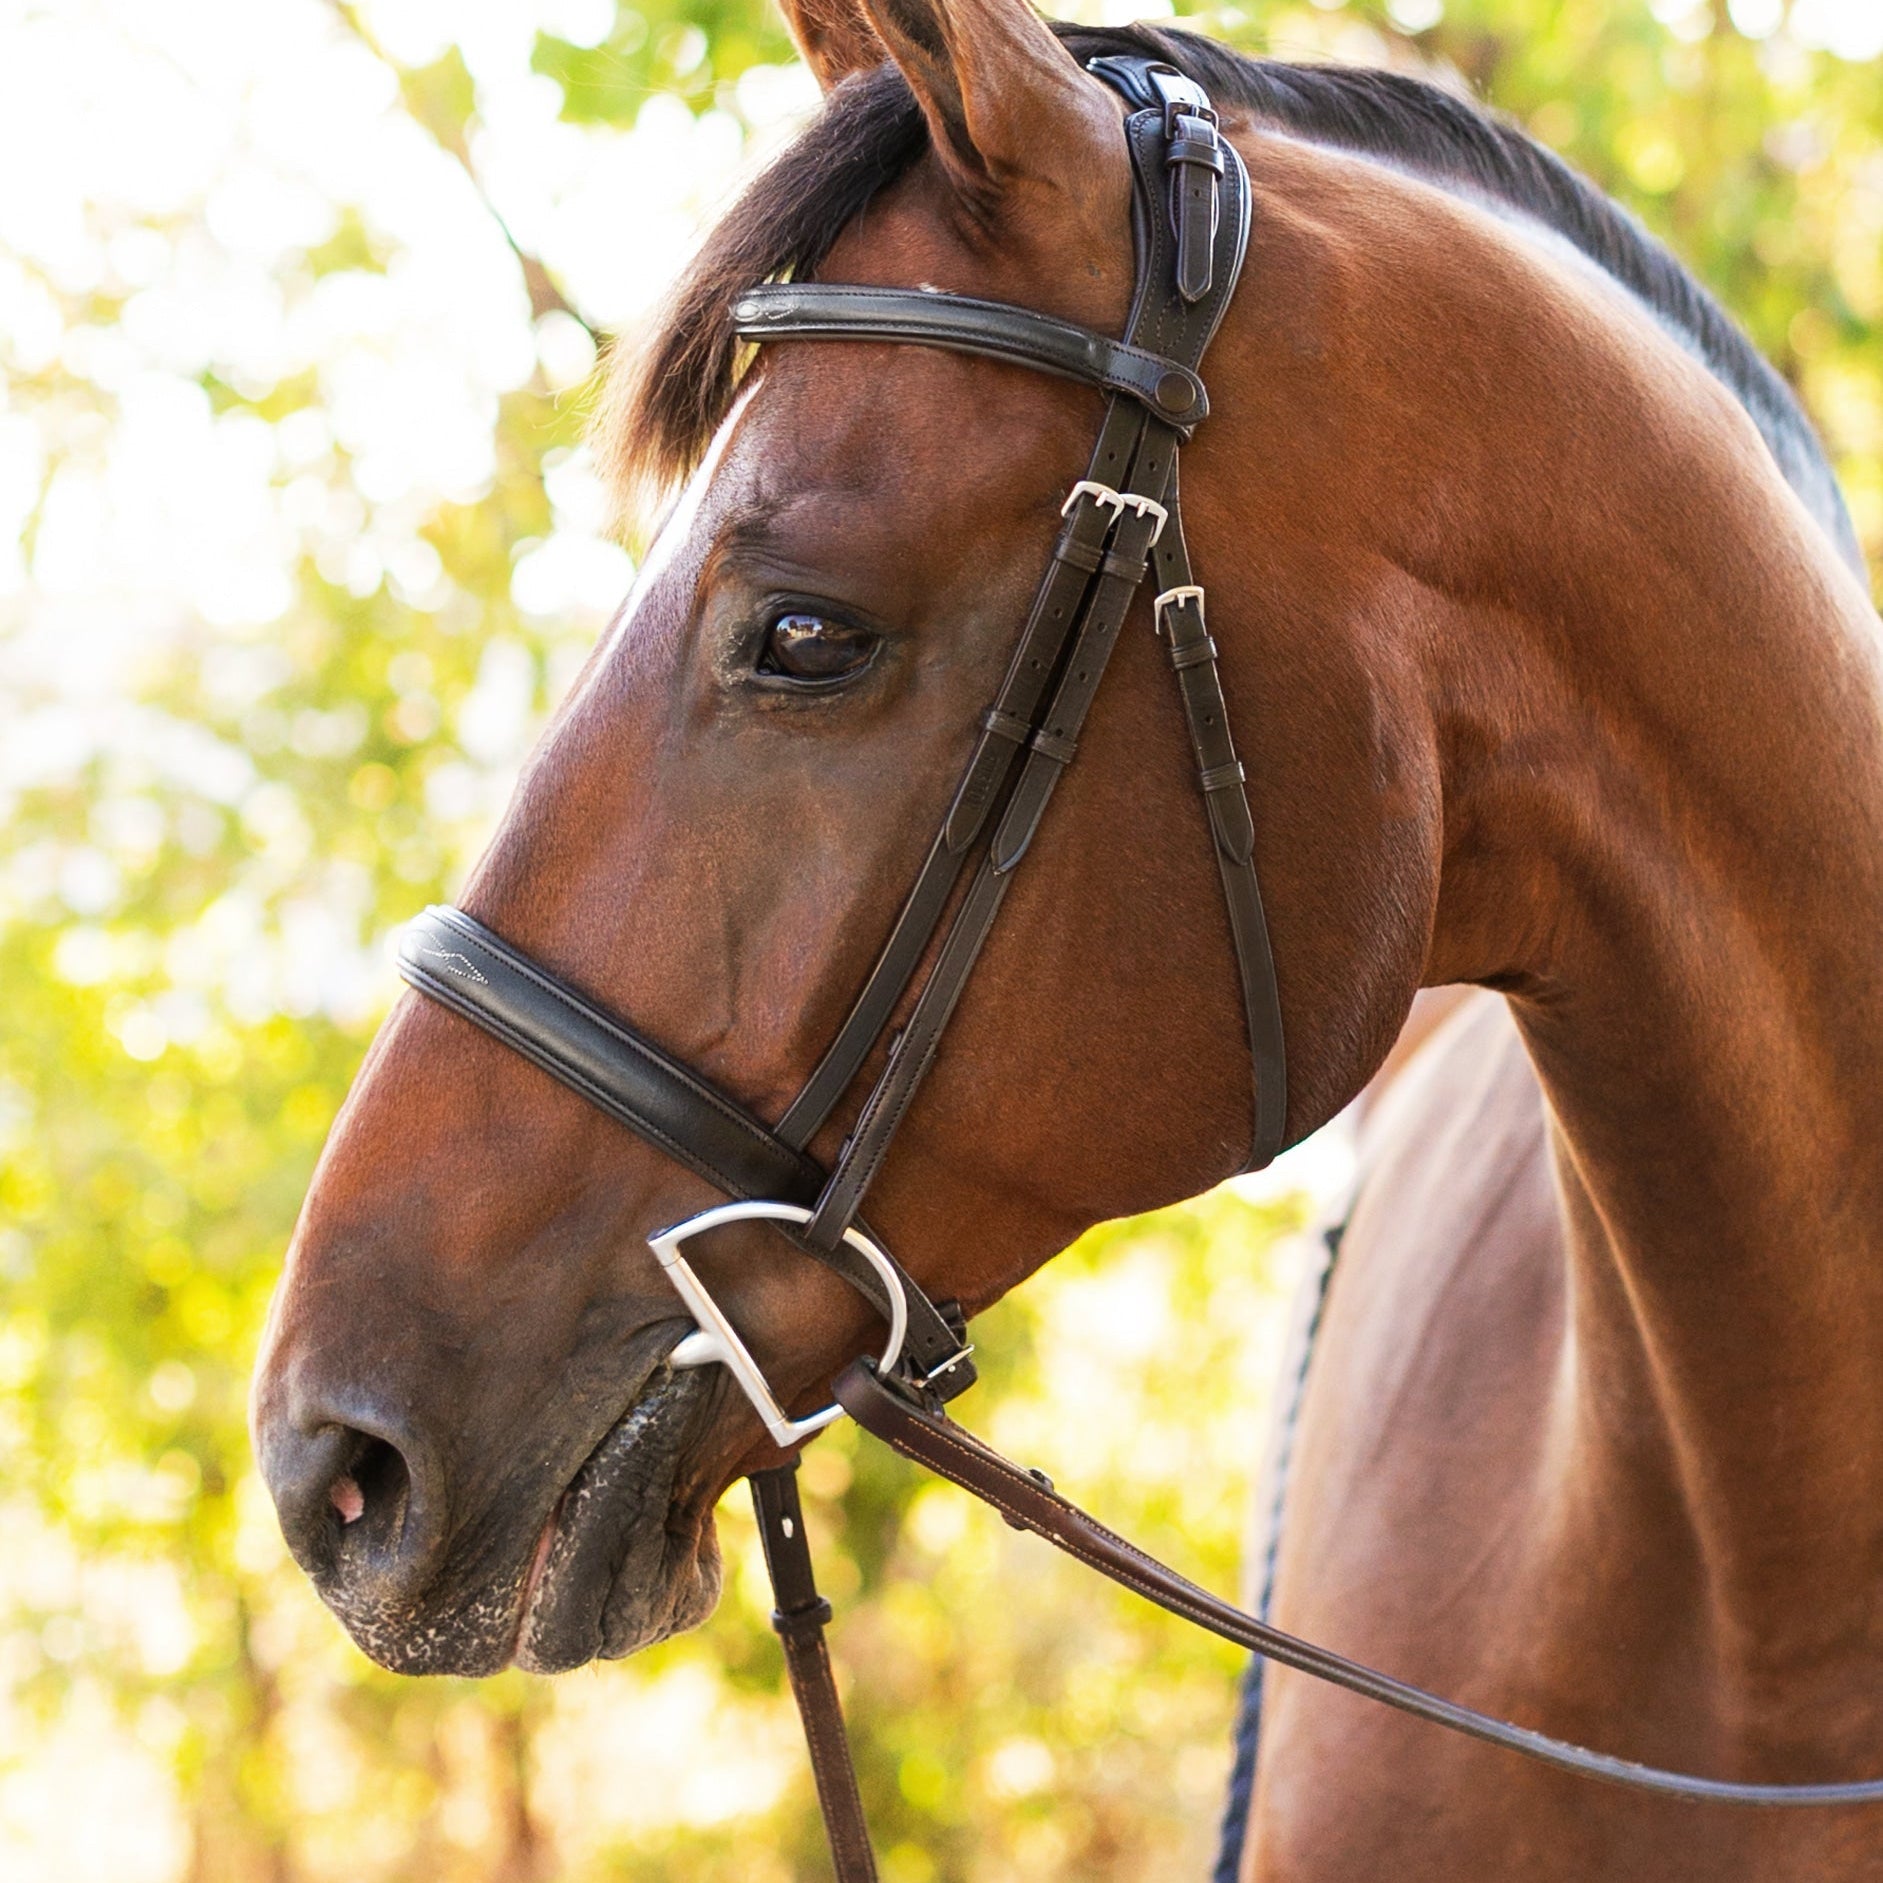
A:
<box><xmin>395</xmin><ymin>56</ymin><xmax>1883</xmax><ymax>1879</ymax></box>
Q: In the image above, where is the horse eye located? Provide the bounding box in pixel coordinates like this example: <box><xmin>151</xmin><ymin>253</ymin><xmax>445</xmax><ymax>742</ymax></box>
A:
<box><xmin>758</xmin><ymin>613</ymin><xmax>877</xmax><ymax>684</ymax></box>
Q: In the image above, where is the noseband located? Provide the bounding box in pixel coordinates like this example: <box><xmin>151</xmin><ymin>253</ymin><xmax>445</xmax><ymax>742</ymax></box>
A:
<box><xmin>395</xmin><ymin>56</ymin><xmax>1883</xmax><ymax>1877</ymax></box>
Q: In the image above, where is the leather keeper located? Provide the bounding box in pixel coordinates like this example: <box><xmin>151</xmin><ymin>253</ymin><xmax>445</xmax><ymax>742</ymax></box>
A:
<box><xmin>1101</xmin><ymin>547</ymin><xmax>1149</xmax><ymax>583</ymax></box>
<box><xmin>1169</xmin><ymin>634</ymin><xmax>1219</xmax><ymax>670</ymax></box>
<box><xmin>1031</xmin><ymin>727</ymin><xmax>1079</xmax><ymax>765</ymax></box>
<box><xmin>980</xmin><ymin>706</ymin><xmax>1031</xmax><ymax>743</ymax></box>
<box><xmin>1168</xmin><ymin>133</ymin><xmax>1226</xmax><ymax>175</ymax></box>
<box><xmin>772</xmin><ymin>1598</ymin><xmax>835</xmax><ymax>1641</ymax></box>
<box><xmin>1199</xmin><ymin>760</ymin><xmax>1247</xmax><ymax>792</ymax></box>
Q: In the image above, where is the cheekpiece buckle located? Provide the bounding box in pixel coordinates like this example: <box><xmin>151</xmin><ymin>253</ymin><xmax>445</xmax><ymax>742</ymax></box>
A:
<box><xmin>1062</xmin><ymin>480</ymin><xmax>1169</xmax><ymax>545</ymax></box>
<box><xmin>1153</xmin><ymin>584</ymin><xmax>1207</xmax><ymax>634</ymax></box>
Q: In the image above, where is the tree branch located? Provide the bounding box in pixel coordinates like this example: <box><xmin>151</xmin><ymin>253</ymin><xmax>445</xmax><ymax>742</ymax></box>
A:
<box><xmin>323</xmin><ymin>0</ymin><xmax>603</xmax><ymax>344</ymax></box>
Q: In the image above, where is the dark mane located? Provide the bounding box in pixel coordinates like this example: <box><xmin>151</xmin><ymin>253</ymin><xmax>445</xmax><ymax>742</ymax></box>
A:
<box><xmin>598</xmin><ymin>22</ymin><xmax>1861</xmax><ymax>572</ymax></box>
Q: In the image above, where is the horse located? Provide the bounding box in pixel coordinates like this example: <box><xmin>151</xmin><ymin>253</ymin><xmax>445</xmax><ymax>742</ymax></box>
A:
<box><xmin>249</xmin><ymin>0</ymin><xmax>1883</xmax><ymax>1874</ymax></box>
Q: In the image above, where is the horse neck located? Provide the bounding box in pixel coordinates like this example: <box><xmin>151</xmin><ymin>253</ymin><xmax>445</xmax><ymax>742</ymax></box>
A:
<box><xmin>1419</xmin><ymin>317</ymin><xmax>1883</xmax><ymax>1638</ymax></box>
<box><xmin>1203</xmin><ymin>136</ymin><xmax>1883</xmax><ymax>1657</ymax></box>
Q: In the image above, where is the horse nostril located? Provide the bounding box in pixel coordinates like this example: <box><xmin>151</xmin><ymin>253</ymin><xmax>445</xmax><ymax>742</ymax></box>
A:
<box><xmin>333</xmin><ymin>1433</ymin><xmax>410</xmax><ymax>1533</ymax></box>
<box><xmin>256</xmin><ymin>1389</ymin><xmax>448</xmax><ymax>1611</ymax></box>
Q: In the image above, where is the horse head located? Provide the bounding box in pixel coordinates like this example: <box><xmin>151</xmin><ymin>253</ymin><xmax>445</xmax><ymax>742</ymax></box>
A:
<box><xmin>251</xmin><ymin>0</ymin><xmax>1449</xmax><ymax>1678</ymax></box>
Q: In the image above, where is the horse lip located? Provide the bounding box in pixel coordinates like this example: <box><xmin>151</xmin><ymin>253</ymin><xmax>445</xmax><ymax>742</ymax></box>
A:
<box><xmin>511</xmin><ymin>1340</ymin><xmax>713</xmax><ymax>1673</ymax></box>
<box><xmin>511</xmin><ymin>1499</ymin><xmax>563</xmax><ymax>1657</ymax></box>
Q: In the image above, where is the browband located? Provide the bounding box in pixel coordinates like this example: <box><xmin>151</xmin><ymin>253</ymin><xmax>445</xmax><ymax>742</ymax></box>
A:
<box><xmin>732</xmin><ymin>283</ymin><xmax>1211</xmax><ymax>433</ymax></box>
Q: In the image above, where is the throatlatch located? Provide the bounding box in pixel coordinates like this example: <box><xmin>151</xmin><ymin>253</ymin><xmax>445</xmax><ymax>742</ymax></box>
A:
<box><xmin>396</xmin><ymin>54</ymin><xmax>1883</xmax><ymax>1883</ymax></box>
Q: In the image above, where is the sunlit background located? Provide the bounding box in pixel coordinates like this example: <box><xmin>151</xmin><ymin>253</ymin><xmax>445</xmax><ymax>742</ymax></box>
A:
<box><xmin>2</xmin><ymin>0</ymin><xmax>1878</xmax><ymax>1878</ymax></box>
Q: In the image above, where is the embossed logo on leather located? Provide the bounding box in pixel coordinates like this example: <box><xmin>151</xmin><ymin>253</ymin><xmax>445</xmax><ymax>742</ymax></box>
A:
<box><xmin>413</xmin><ymin>942</ymin><xmax>488</xmax><ymax>985</ymax></box>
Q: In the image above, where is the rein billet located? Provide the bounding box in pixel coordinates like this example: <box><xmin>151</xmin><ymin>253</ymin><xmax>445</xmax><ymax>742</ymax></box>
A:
<box><xmin>394</xmin><ymin>55</ymin><xmax>1883</xmax><ymax>1882</ymax></box>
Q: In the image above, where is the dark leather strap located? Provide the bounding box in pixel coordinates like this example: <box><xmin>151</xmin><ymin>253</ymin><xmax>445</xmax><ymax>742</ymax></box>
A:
<box><xmin>800</xmin><ymin>432</ymin><xmax>1172</xmax><ymax>1253</ymax></box>
<box><xmin>751</xmin><ymin>1465</ymin><xmax>877</xmax><ymax>1882</ymax></box>
<box><xmin>798</xmin><ymin>103</ymin><xmax>1256</xmax><ymax>1253</ymax></box>
<box><xmin>1151</xmin><ymin>478</ymin><xmax>1288</xmax><ymax>1169</ymax></box>
<box><xmin>400</xmin><ymin>907</ymin><xmax>822</xmax><ymax>1205</ymax></box>
<box><xmin>774</xmin><ymin>402</ymin><xmax>1148</xmax><ymax>1150</ymax></box>
<box><xmin>834</xmin><ymin>1361</ymin><xmax>1883</xmax><ymax>1807</ymax></box>
<box><xmin>733</xmin><ymin>284</ymin><xmax>1208</xmax><ymax>432</ymax></box>
<box><xmin>395</xmin><ymin>907</ymin><xmax>975</xmax><ymax>1396</ymax></box>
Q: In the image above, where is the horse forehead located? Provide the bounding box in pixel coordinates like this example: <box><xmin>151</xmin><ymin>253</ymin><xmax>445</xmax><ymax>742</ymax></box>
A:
<box><xmin>692</xmin><ymin>360</ymin><xmax>1083</xmax><ymax>592</ymax></box>
<box><xmin>591</xmin><ymin>381</ymin><xmax>763</xmax><ymax>672</ymax></box>
<box><xmin>817</xmin><ymin>152</ymin><xmax>1134</xmax><ymax>329</ymax></box>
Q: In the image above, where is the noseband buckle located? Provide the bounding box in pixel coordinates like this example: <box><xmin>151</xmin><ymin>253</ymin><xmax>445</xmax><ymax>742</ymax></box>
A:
<box><xmin>653</xmin><ymin>1199</ymin><xmax>910</xmax><ymax>1449</ymax></box>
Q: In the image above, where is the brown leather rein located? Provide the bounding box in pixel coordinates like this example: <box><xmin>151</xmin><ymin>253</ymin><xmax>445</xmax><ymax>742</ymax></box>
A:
<box><xmin>394</xmin><ymin>54</ymin><xmax>1883</xmax><ymax>1882</ymax></box>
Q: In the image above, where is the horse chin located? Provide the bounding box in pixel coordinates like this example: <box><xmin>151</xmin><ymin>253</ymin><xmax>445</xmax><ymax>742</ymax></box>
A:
<box><xmin>513</xmin><ymin>1361</ymin><xmax>724</xmax><ymax>1675</ymax></box>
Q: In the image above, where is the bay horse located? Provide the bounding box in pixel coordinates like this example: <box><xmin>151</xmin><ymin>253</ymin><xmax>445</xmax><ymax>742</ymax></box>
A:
<box><xmin>250</xmin><ymin>2</ymin><xmax>1883</xmax><ymax>1875</ymax></box>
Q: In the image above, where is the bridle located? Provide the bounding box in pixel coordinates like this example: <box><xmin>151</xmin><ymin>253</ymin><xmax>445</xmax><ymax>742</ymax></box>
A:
<box><xmin>394</xmin><ymin>56</ymin><xmax>1883</xmax><ymax>1878</ymax></box>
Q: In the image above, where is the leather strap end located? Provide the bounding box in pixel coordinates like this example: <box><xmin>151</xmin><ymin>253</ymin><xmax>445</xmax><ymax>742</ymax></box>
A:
<box><xmin>1168</xmin><ymin>114</ymin><xmax>1222</xmax><ymax>305</ymax></box>
<box><xmin>990</xmin><ymin>764</ymin><xmax>1059</xmax><ymax>875</ymax></box>
<box><xmin>1206</xmin><ymin>789</ymin><xmax>1257</xmax><ymax>865</ymax></box>
<box><xmin>942</xmin><ymin>745</ymin><xmax>1004</xmax><ymax>853</ymax></box>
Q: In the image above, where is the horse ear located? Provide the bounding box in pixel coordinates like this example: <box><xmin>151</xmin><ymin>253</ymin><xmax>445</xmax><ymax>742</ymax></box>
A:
<box><xmin>776</xmin><ymin>0</ymin><xmax>890</xmax><ymax>90</ymax></box>
<box><xmin>853</xmin><ymin>0</ymin><xmax>1118</xmax><ymax>211</ymax></box>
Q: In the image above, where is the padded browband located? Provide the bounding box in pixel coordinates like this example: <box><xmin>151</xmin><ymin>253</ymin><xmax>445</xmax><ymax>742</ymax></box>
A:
<box><xmin>732</xmin><ymin>284</ymin><xmax>1210</xmax><ymax>433</ymax></box>
<box><xmin>395</xmin><ymin>906</ymin><xmax>974</xmax><ymax>1393</ymax></box>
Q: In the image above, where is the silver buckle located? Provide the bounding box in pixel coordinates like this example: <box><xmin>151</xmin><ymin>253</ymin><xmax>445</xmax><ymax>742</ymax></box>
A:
<box><xmin>1153</xmin><ymin>583</ymin><xmax>1206</xmax><ymax>634</ymax></box>
<box><xmin>1061</xmin><ymin>480</ymin><xmax>1169</xmax><ymax>545</ymax></box>
<box><xmin>651</xmin><ymin>1200</ymin><xmax>909</xmax><ymax>1448</ymax></box>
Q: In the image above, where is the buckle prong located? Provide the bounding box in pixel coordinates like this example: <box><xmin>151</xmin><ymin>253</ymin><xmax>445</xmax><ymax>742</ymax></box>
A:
<box><xmin>1063</xmin><ymin>481</ymin><xmax>1168</xmax><ymax>545</ymax></box>
<box><xmin>1063</xmin><ymin>478</ymin><xmax>1126</xmax><ymax>520</ymax></box>
<box><xmin>1153</xmin><ymin>583</ymin><xmax>1206</xmax><ymax>634</ymax></box>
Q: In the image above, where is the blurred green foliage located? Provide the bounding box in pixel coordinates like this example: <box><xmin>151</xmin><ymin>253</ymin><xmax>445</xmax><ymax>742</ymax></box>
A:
<box><xmin>2</xmin><ymin>0</ymin><xmax>1878</xmax><ymax>1878</ymax></box>
<box><xmin>533</xmin><ymin>0</ymin><xmax>793</xmax><ymax>118</ymax></box>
